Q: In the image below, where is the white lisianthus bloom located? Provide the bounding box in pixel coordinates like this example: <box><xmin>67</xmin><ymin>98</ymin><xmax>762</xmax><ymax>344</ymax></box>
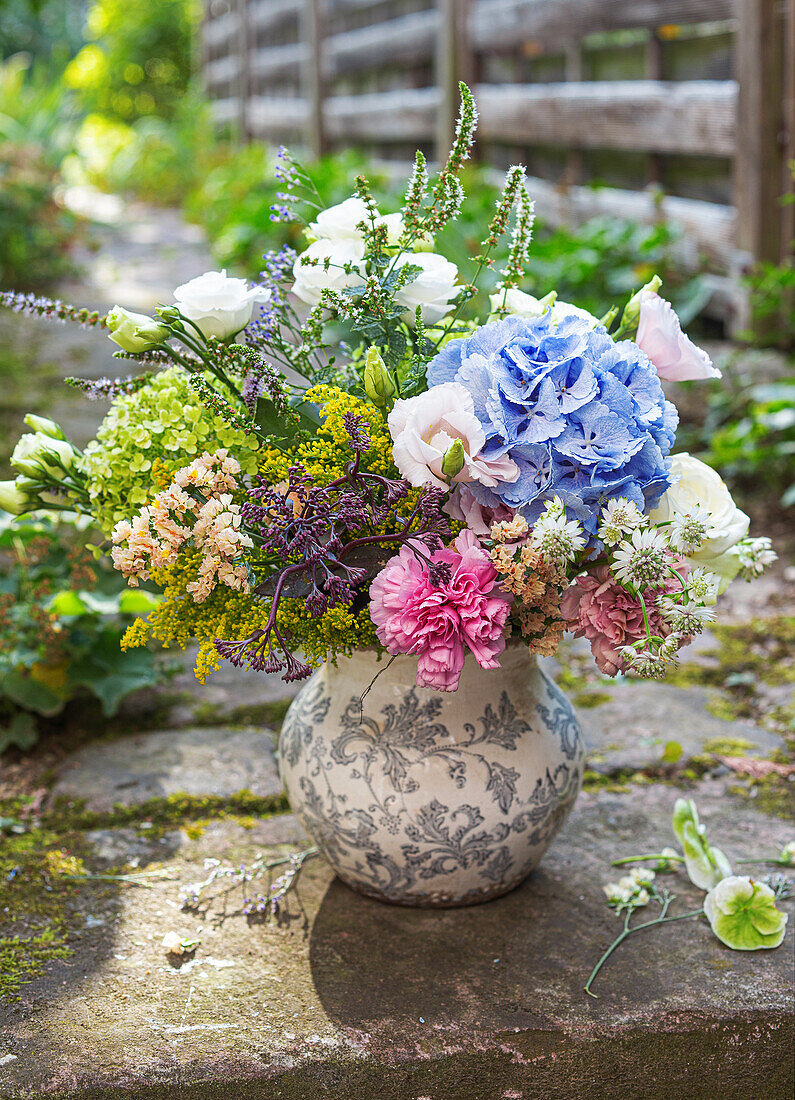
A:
<box><xmin>173</xmin><ymin>270</ymin><xmax>270</xmax><ymax>340</ymax></box>
<box><xmin>489</xmin><ymin>287</ymin><xmax>600</xmax><ymax>328</ymax></box>
<box><xmin>11</xmin><ymin>433</ymin><xmax>79</xmax><ymax>478</ymax></box>
<box><xmin>649</xmin><ymin>454</ymin><xmax>750</xmax><ymax>589</ymax></box>
<box><xmin>291</xmin><ymin>238</ymin><xmax>365</xmax><ymax>306</ymax></box>
<box><xmin>394</xmin><ymin>252</ymin><xmax>460</xmax><ymax>325</ymax></box>
<box><xmin>106</xmin><ymin>306</ymin><xmax>169</xmax><ymax>353</ymax></box>
<box><xmin>388</xmin><ymin>381</ymin><xmax>519</xmax><ymax>491</ymax></box>
<box><xmin>0</xmin><ymin>479</ymin><xmax>29</xmax><ymax>514</ymax></box>
<box><xmin>308</xmin><ymin>197</ymin><xmax>405</xmax><ymax>245</ymax></box>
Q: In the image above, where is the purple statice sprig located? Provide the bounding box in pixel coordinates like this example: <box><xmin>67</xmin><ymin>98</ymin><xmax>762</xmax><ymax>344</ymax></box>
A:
<box><xmin>216</xmin><ymin>416</ymin><xmax>450</xmax><ymax>682</ymax></box>
<box><xmin>64</xmin><ymin>373</ymin><xmax>156</xmax><ymax>400</ymax></box>
<box><xmin>180</xmin><ymin>847</ymin><xmax>319</xmax><ymax>920</ymax></box>
<box><xmin>245</xmin><ymin>246</ymin><xmax>298</xmax><ymax>350</ymax></box>
<box><xmin>0</xmin><ymin>290</ymin><xmax>106</xmax><ymax>328</ymax></box>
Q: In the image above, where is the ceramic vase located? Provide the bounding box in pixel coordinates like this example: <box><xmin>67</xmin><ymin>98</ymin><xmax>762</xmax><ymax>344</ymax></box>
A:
<box><xmin>279</xmin><ymin>644</ymin><xmax>584</xmax><ymax>907</ymax></box>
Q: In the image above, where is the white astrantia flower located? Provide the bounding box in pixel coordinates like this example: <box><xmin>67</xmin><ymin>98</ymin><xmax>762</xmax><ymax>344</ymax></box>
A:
<box><xmin>531</xmin><ymin>510</ymin><xmax>586</xmax><ymax>567</ymax></box>
<box><xmin>388</xmin><ymin>382</ymin><xmax>520</xmax><ymax>491</ymax></box>
<box><xmin>612</xmin><ymin>527</ymin><xmax>669</xmax><ymax>590</ymax></box>
<box><xmin>291</xmin><ymin>238</ymin><xmax>365</xmax><ymax>306</ymax></box>
<box><xmin>732</xmin><ymin>536</ymin><xmax>777</xmax><ymax>581</ymax></box>
<box><xmin>685</xmin><ymin>567</ymin><xmax>721</xmax><ymax>604</ymax></box>
<box><xmin>668</xmin><ymin>506</ymin><xmax>709</xmax><ymax>554</ymax></box>
<box><xmin>649</xmin><ymin>454</ymin><xmax>750</xmax><ymax>589</ymax></box>
<box><xmin>598</xmin><ymin>497</ymin><xmax>646</xmax><ymax>545</ymax></box>
<box><xmin>393</xmin><ymin>252</ymin><xmax>460</xmax><ymax>325</ymax></box>
<box><xmin>657</xmin><ymin>596</ymin><xmax>716</xmax><ymax>635</ymax></box>
<box><xmin>173</xmin><ymin>270</ymin><xmax>270</xmax><ymax>340</ymax></box>
<box><xmin>620</xmin><ymin>646</ymin><xmax>667</xmax><ymax>678</ymax></box>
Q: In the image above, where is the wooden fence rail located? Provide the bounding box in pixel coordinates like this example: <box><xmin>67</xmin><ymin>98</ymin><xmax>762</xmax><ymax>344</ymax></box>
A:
<box><xmin>202</xmin><ymin>0</ymin><xmax>794</xmax><ymax>333</ymax></box>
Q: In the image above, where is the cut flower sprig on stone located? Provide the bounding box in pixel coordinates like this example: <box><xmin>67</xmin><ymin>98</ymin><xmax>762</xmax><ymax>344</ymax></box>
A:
<box><xmin>586</xmin><ymin>799</ymin><xmax>792</xmax><ymax>996</ymax></box>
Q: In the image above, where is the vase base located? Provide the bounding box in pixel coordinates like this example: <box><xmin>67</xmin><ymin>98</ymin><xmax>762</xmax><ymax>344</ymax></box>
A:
<box><xmin>333</xmin><ymin>865</ymin><xmax>536</xmax><ymax>909</ymax></box>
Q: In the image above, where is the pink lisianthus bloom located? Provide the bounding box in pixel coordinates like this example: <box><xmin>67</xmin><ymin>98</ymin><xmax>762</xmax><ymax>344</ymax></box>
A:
<box><xmin>445</xmin><ymin>484</ymin><xmax>515</xmax><ymax>536</ymax></box>
<box><xmin>636</xmin><ymin>291</ymin><xmax>721</xmax><ymax>382</ymax></box>
<box><xmin>369</xmin><ymin>530</ymin><xmax>512</xmax><ymax>691</ymax></box>
<box><xmin>560</xmin><ymin>564</ymin><xmax>689</xmax><ymax>675</ymax></box>
<box><xmin>388</xmin><ymin>382</ymin><xmax>519</xmax><ymax>491</ymax></box>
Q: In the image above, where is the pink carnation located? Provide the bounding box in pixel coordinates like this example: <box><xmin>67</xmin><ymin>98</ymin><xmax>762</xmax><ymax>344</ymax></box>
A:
<box><xmin>560</xmin><ymin>565</ymin><xmax>687</xmax><ymax>676</ymax></box>
<box><xmin>369</xmin><ymin>530</ymin><xmax>511</xmax><ymax>691</ymax></box>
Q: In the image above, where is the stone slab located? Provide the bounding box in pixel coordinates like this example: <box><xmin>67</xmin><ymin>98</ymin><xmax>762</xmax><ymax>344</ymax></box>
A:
<box><xmin>49</xmin><ymin>727</ymin><xmax>282</xmax><ymax>813</ymax></box>
<box><xmin>575</xmin><ymin>681</ymin><xmax>783</xmax><ymax>774</ymax></box>
<box><xmin>2</xmin><ymin>782</ymin><xmax>792</xmax><ymax>1099</ymax></box>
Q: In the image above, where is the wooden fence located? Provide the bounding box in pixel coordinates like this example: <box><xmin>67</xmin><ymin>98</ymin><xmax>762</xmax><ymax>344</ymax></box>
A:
<box><xmin>202</xmin><ymin>0</ymin><xmax>794</xmax><ymax>331</ymax></box>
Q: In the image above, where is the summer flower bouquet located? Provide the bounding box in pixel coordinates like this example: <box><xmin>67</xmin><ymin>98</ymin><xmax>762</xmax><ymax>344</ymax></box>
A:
<box><xmin>0</xmin><ymin>88</ymin><xmax>778</xmax><ymax>905</ymax></box>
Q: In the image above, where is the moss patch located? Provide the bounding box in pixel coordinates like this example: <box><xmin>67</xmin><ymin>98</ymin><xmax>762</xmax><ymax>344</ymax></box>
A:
<box><xmin>191</xmin><ymin>697</ymin><xmax>292</xmax><ymax>730</ymax></box>
<box><xmin>44</xmin><ymin>788</ymin><xmax>290</xmax><ymax>837</ymax></box>
<box><xmin>0</xmin><ymin>805</ymin><xmax>91</xmax><ymax>1000</ymax></box>
<box><xmin>573</xmin><ymin>690</ymin><xmax>613</xmax><ymax>709</ymax></box>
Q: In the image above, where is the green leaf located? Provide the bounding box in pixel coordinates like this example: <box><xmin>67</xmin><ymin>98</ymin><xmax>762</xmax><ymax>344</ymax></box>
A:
<box><xmin>0</xmin><ymin>712</ymin><xmax>39</xmax><ymax>753</ymax></box>
<box><xmin>118</xmin><ymin>589</ymin><xmax>161</xmax><ymax>614</ymax></box>
<box><xmin>0</xmin><ymin>670</ymin><xmax>63</xmax><ymax>716</ymax></box>
<box><xmin>48</xmin><ymin>590</ymin><xmax>88</xmax><ymax>617</ymax></box>
<box><xmin>661</xmin><ymin>740</ymin><xmax>683</xmax><ymax>764</ymax></box>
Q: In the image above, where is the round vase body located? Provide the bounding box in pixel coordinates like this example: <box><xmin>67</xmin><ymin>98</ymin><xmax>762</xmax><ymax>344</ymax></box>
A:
<box><xmin>279</xmin><ymin>645</ymin><xmax>584</xmax><ymax>907</ymax></box>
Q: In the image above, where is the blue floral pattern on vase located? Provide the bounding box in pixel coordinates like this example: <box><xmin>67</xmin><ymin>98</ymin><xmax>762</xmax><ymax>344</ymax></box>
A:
<box><xmin>279</xmin><ymin>647</ymin><xmax>584</xmax><ymax>907</ymax></box>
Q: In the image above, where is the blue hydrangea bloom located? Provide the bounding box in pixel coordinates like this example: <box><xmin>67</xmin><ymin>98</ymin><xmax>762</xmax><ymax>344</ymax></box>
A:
<box><xmin>427</xmin><ymin>311</ymin><xmax>676</xmax><ymax>535</ymax></box>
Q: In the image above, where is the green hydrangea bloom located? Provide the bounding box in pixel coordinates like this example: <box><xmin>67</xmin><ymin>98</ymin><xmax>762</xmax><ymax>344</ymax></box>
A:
<box><xmin>80</xmin><ymin>368</ymin><xmax>260</xmax><ymax>534</ymax></box>
<box><xmin>704</xmin><ymin>876</ymin><xmax>788</xmax><ymax>950</ymax></box>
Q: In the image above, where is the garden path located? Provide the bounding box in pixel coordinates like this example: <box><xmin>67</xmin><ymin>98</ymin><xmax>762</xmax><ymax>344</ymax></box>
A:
<box><xmin>1</xmin><ymin>187</ymin><xmax>216</xmax><ymax>461</ymax></box>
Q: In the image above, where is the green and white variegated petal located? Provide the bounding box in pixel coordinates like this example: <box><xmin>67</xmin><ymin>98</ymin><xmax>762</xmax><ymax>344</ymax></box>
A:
<box><xmin>704</xmin><ymin>876</ymin><xmax>788</xmax><ymax>950</ymax></box>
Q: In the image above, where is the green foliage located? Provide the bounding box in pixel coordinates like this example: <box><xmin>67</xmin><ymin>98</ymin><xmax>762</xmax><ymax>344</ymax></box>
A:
<box><xmin>71</xmin><ymin>89</ymin><xmax>213</xmax><ymax>205</ymax></box>
<box><xmin>0</xmin><ymin>513</ymin><xmax>165</xmax><ymax>750</ymax></box>
<box><xmin>0</xmin><ymin>56</ymin><xmax>81</xmax><ymax>287</ymax></box>
<box><xmin>742</xmin><ymin>258</ymin><xmax>795</xmax><ymax>350</ymax></box>
<box><xmin>0</xmin><ymin>0</ymin><xmax>86</xmax><ymax>69</ymax></box>
<box><xmin>185</xmin><ymin>146</ymin><xmax>390</xmax><ymax>270</ymax></box>
<box><xmin>64</xmin><ymin>0</ymin><xmax>198</xmax><ymax>123</ymax></box>
<box><xmin>679</xmin><ymin>371</ymin><xmax>795</xmax><ymax>507</ymax></box>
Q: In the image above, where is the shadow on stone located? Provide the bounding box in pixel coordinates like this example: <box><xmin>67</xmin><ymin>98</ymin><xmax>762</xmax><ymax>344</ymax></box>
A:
<box><xmin>308</xmin><ymin>868</ymin><xmax>571</xmax><ymax>1037</ymax></box>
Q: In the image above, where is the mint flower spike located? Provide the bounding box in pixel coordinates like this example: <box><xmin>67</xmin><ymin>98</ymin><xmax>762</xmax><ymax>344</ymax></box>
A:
<box><xmin>672</xmin><ymin>798</ymin><xmax>732</xmax><ymax>891</ymax></box>
<box><xmin>704</xmin><ymin>876</ymin><xmax>788</xmax><ymax>950</ymax></box>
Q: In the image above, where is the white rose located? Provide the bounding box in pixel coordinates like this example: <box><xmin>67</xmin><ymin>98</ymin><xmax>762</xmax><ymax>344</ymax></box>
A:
<box><xmin>11</xmin><ymin>433</ymin><xmax>79</xmax><ymax>478</ymax></box>
<box><xmin>649</xmin><ymin>453</ymin><xmax>750</xmax><ymax>586</ymax></box>
<box><xmin>173</xmin><ymin>270</ymin><xmax>270</xmax><ymax>341</ymax></box>
<box><xmin>490</xmin><ymin>287</ymin><xmax>599</xmax><ymax>328</ymax></box>
<box><xmin>308</xmin><ymin>197</ymin><xmax>404</xmax><ymax>245</ymax></box>
<box><xmin>291</xmin><ymin>238</ymin><xmax>365</xmax><ymax>306</ymax></box>
<box><xmin>388</xmin><ymin>381</ymin><xmax>519</xmax><ymax>490</ymax></box>
<box><xmin>394</xmin><ymin>252</ymin><xmax>459</xmax><ymax>325</ymax></box>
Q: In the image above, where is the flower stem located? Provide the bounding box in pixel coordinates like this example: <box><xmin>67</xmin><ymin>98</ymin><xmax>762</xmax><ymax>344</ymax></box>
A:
<box><xmin>584</xmin><ymin>904</ymin><xmax>704</xmax><ymax>998</ymax></box>
<box><xmin>611</xmin><ymin>854</ymin><xmax>684</xmax><ymax>866</ymax></box>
